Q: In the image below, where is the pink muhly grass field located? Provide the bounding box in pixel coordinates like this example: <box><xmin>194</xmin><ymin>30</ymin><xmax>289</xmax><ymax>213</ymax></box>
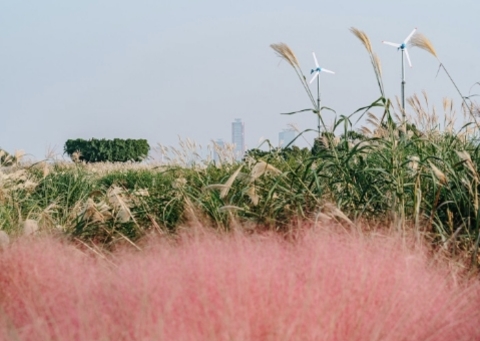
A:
<box><xmin>0</xmin><ymin>227</ymin><xmax>479</xmax><ymax>341</ymax></box>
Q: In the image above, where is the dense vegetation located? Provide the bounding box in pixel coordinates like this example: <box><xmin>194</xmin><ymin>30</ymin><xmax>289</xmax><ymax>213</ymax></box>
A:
<box><xmin>64</xmin><ymin>138</ymin><xmax>150</xmax><ymax>163</ymax></box>
<box><xmin>0</xmin><ymin>113</ymin><xmax>479</xmax><ymax>263</ymax></box>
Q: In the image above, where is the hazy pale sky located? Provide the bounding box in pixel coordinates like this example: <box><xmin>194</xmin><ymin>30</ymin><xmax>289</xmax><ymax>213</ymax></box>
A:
<box><xmin>1</xmin><ymin>0</ymin><xmax>479</xmax><ymax>160</ymax></box>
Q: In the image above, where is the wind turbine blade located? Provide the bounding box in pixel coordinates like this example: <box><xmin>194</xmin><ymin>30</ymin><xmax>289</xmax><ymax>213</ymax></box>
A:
<box><xmin>382</xmin><ymin>41</ymin><xmax>401</xmax><ymax>48</ymax></box>
<box><xmin>404</xmin><ymin>28</ymin><xmax>417</xmax><ymax>44</ymax></box>
<box><xmin>321</xmin><ymin>68</ymin><xmax>335</xmax><ymax>74</ymax></box>
<box><xmin>404</xmin><ymin>48</ymin><xmax>412</xmax><ymax>67</ymax></box>
<box><xmin>309</xmin><ymin>72</ymin><xmax>319</xmax><ymax>84</ymax></box>
<box><xmin>312</xmin><ymin>52</ymin><xmax>319</xmax><ymax>68</ymax></box>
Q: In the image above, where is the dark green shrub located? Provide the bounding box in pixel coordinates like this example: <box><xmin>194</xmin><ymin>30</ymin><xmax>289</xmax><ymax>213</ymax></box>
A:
<box><xmin>64</xmin><ymin>138</ymin><xmax>150</xmax><ymax>163</ymax></box>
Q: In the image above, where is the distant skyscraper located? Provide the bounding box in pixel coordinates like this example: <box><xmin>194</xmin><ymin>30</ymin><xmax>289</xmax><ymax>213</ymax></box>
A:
<box><xmin>231</xmin><ymin>118</ymin><xmax>245</xmax><ymax>160</ymax></box>
<box><xmin>213</xmin><ymin>139</ymin><xmax>225</xmax><ymax>163</ymax></box>
<box><xmin>279</xmin><ymin>128</ymin><xmax>296</xmax><ymax>148</ymax></box>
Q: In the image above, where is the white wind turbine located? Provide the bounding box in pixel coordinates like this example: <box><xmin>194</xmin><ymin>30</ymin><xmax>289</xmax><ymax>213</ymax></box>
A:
<box><xmin>383</xmin><ymin>28</ymin><xmax>417</xmax><ymax>115</ymax></box>
<box><xmin>309</xmin><ymin>52</ymin><xmax>335</xmax><ymax>136</ymax></box>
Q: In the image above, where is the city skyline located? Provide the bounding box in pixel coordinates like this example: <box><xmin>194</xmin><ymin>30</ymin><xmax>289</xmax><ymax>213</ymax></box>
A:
<box><xmin>231</xmin><ymin>118</ymin><xmax>245</xmax><ymax>161</ymax></box>
<box><xmin>213</xmin><ymin>122</ymin><xmax>298</xmax><ymax>159</ymax></box>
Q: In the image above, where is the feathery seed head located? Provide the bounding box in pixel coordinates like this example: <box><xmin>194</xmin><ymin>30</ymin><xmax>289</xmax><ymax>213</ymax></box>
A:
<box><xmin>270</xmin><ymin>43</ymin><xmax>300</xmax><ymax>68</ymax></box>
<box><xmin>250</xmin><ymin>161</ymin><xmax>281</xmax><ymax>182</ymax></box>
<box><xmin>428</xmin><ymin>161</ymin><xmax>447</xmax><ymax>185</ymax></box>
<box><xmin>246</xmin><ymin>185</ymin><xmax>259</xmax><ymax>206</ymax></box>
<box><xmin>366</xmin><ymin>112</ymin><xmax>380</xmax><ymax>128</ymax></box>
<box><xmin>321</xmin><ymin>135</ymin><xmax>330</xmax><ymax>150</ymax></box>
<box><xmin>456</xmin><ymin>151</ymin><xmax>477</xmax><ymax>178</ymax></box>
<box><xmin>360</xmin><ymin>126</ymin><xmax>373</xmax><ymax>137</ymax></box>
<box><xmin>220</xmin><ymin>165</ymin><xmax>243</xmax><ymax>199</ymax></box>
<box><xmin>82</xmin><ymin>198</ymin><xmax>111</xmax><ymax>223</ymax></box>
<box><xmin>422</xmin><ymin>90</ymin><xmax>429</xmax><ymax>108</ymax></box>
<box><xmin>410</xmin><ymin>33</ymin><xmax>438</xmax><ymax>59</ymax></box>
<box><xmin>349</xmin><ymin>27</ymin><xmax>373</xmax><ymax>54</ymax></box>
<box><xmin>107</xmin><ymin>186</ymin><xmax>133</xmax><ymax>223</ymax></box>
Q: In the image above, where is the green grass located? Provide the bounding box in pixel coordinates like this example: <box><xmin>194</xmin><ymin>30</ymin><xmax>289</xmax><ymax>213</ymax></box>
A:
<box><xmin>1</xmin><ymin>126</ymin><xmax>479</xmax><ymax>258</ymax></box>
<box><xmin>1</xmin><ymin>113</ymin><xmax>480</xmax><ymax>263</ymax></box>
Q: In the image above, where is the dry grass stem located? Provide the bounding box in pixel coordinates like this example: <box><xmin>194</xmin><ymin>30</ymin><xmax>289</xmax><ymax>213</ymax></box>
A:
<box><xmin>373</xmin><ymin>53</ymin><xmax>383</xmax><ymax>77</ymax></box>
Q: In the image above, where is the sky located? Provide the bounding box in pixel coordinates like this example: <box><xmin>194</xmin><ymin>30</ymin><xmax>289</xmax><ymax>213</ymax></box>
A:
<box><xmin>1</xmin><ymin>0</ymin><xmax>479</xmax><ymax>160</ymax></box>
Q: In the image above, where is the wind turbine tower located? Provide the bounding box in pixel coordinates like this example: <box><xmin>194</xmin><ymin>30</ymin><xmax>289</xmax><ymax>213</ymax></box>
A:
<box><xmin>383</xmin><ymin>28</ymin><xmax>417</xmax><ymax>116</ymax></box>
<box><xmin>309</xmin><ymin>52</ymin><xmax>335</xmax><ymax>137</ymax></box>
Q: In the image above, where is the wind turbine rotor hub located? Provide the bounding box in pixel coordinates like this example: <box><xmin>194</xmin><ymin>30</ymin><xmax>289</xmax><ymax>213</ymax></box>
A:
<box><xmin>308</xmin><ymin>52</ymin><xmax>335</xmax><ymax>84</ymax></box>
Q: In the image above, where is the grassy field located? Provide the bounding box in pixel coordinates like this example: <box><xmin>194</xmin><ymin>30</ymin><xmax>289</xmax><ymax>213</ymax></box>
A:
<box><xmin>2</xmin><ymin>101</ymin><xmax>480</xmax><ymax>263</ymax></box>
<box><xmin>1</xmin><ymin>30</ymin><xmax>479</xmax><ymax>258</ymax></box>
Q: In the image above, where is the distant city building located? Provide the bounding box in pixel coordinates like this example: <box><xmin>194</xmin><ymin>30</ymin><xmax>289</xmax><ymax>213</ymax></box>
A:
<box><xmin>213</xmin><ymin>139</ymin><xmax>225</xmax><ymax>163</ymax></box>
<box><xmin>231</xmin><ymin>118</ymin><xmax>245</xmax><ymax>160</ymax></box>
<box><xmin>279</xmin><ymin>128</ymin><xmax>296</xmax><ymax>148</ymax></box>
